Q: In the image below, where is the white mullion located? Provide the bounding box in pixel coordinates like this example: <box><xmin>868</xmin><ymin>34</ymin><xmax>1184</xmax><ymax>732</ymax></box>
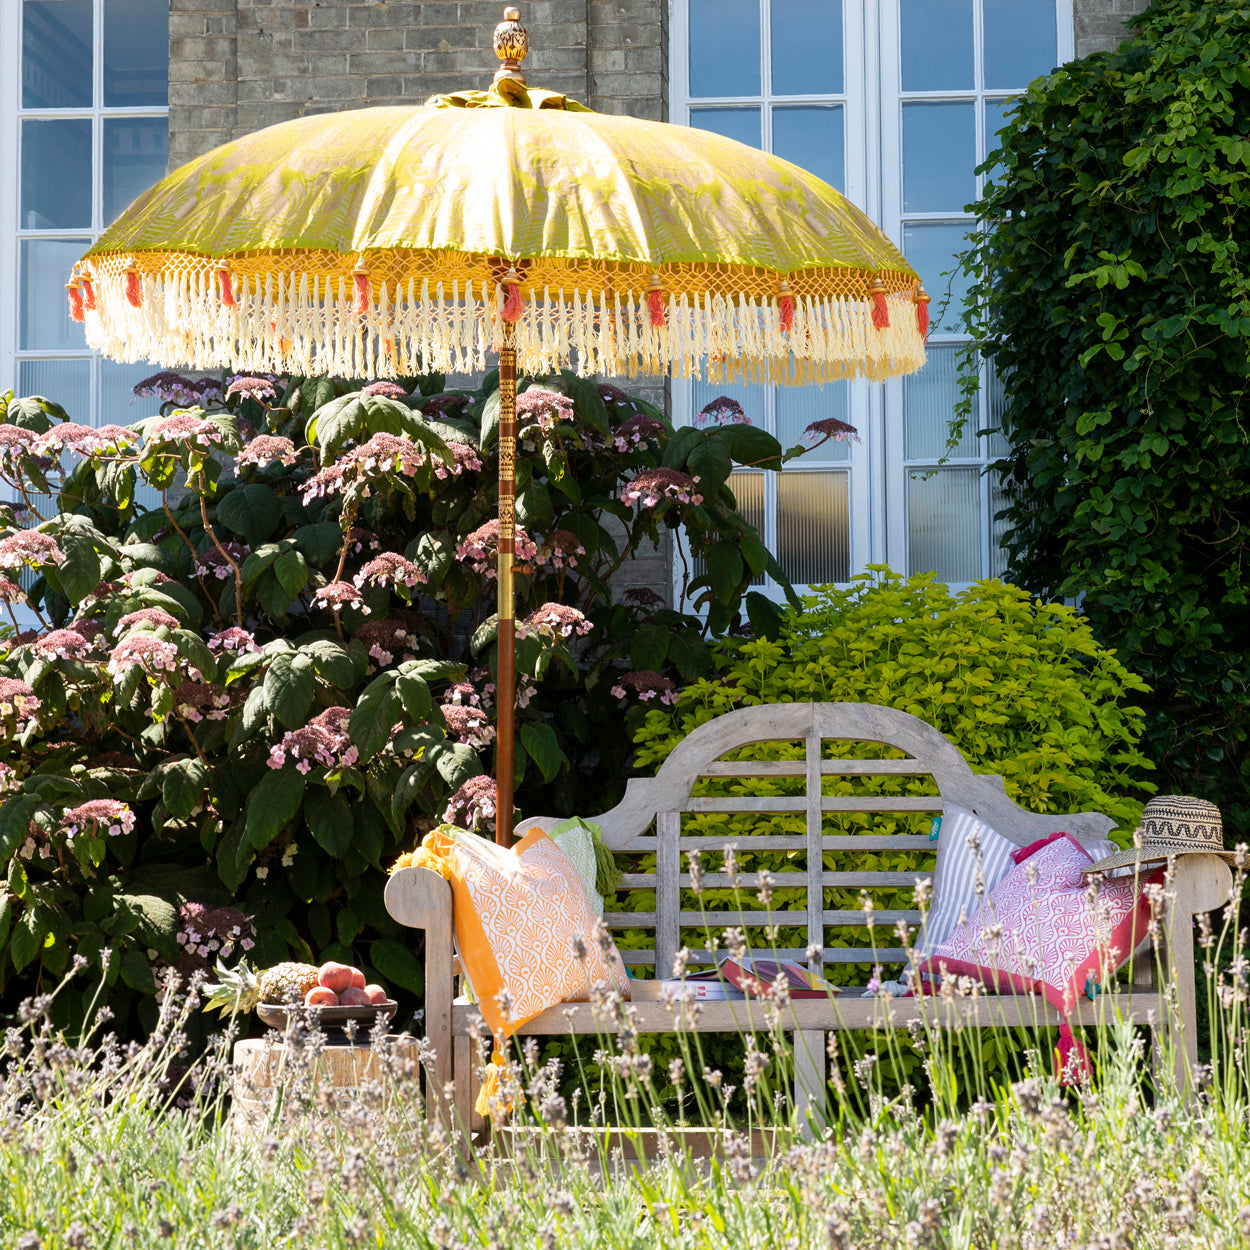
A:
<box><xmin>0</xmin><ymin>1</ymin><xmax>21</xmax><ymax>394</ymax></box>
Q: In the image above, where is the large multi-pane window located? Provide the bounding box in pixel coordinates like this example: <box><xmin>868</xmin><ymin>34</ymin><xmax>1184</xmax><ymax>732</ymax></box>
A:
<box><xmin>0</xmin><ymin>0</ymin><xmax>170</xmax><ymax>426</ymax></box>
<box><xmin>675</xmin><ymin>0</ymin><xmax>1072</xmax><ymax>590</ymax></box>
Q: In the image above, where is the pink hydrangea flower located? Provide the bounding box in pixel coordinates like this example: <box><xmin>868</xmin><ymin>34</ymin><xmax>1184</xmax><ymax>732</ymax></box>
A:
<box><xmin>0</xmin><ymin>531</ymin><xmax>65</xmax><ymax>569</ymax></box>
<box><xmin>620</xmin><ymin>469</ymin><xmax>703</xmax><ymax>509</ymax></box>
<box><xmin>208</xmin><ymin>626</ymin><xmax>258</xmax><ymax>653</ymax></box>
<box><xmin>354</xmin><ymin>619</ymin><xmax>417</xmax><ymax>669</ymax></box>
<box><xmin>612</xmin><ymin>414</ymin><xmax>666</xmax><ymax>452</ymax></box>
<box><xmin>517</xmin><ymin>602</ymin><xmax>592</xmax><ymax>641</ymax></box>
<box><xmin>515</xmin><ymin>386</ymin><xmax>576</xmax><ymax>434</ymax></box>
<box><xmin>443</xmin><ymin>774</ymin><xmax>502</xmax><ymax>831</ymax></box>
<box><xmin>236</xmin><ymin>435</ymin><xmax>298</xmax><ymax>468</ymax></box>
<box><xmin>0</xmin><ymin>578</ymin><xmax>27</xmax><ymax>606</ymax></box>
<box><xmin>33</xmin><ymin>423</ymin><xmax>100</xmax><ymax>456</ymax></box>
<box><xmin>0</xmin><ymin>676</ymin><xmax>40</xmax><ymax>726</ymax></box>
<box><xmin>609</xmin><ymin>670</ymin><xmax>678</xmax><ymax>706</ymax></box>
<box><xmin>225</xmin><ymin>375</ymin><xmax>278</xmax><ymax>402</ymax></box>
<box><xmin>346</xmin><ymin>528</ymin><xmax>381</xmax><ymax>555</ymax></box>
<box><xmin>455</xmin><ymin>520</ymin><xmax>538</xmax><ymax>578</ymax></box>
<box><xmin>313</xmin><ymin>581</ymin><xmax>369</xmax><ymax>615</ymax></box>
<box><xmin>90</xmin><ymin>425</ymin><xmax>138</xmax><ymax>453</ymax></box>
<box><xmin>804</xmin><ymin>417</ymin><xmax>860</xmax><ymax>444</ymax></box>
<box><xmin>694</xmin><ymin>396</ymin><xmax>751</xmax><ymax>427</ymax></box>
<box><xmin>60</xmin><ymin>798</ymin><xmax>135</xmax><ymax>841</ymax></box>
<box><xmin>147</xmin><ymin>412</ymin><xmax>221</xmax><ymax>451</ymax></box>
<box><xmin>535</xmin><ymin>529</ymin><xmax>586</xmax><ymax>572</ymax></box>
<box><xmin>266</xmin><ymin>705</ymin><xmax>359</xmax><ymax>773</ymax></box>
<box><xmin>172</xmin><ymin>681</ymin><xmax>231</xmax><ymax>723</ymax></box>
<box><xmin>0</xmin><ymin>425</ymin><xmax>36</xmax><ymax>464</ymax></box>
<box><xmin>30</xmin><ymin>629</ymin><xmax>96</xmax><ymax>661</ymax></box>
<box><xmin>133</xmin><ymin>372</ymin><xmax>221</xmax><ymax>406</ymax></box>
<box><xmin>194</xmin><ymin>542</ymin><xmax>249</xmax><ymax>580</ymax></box>
<box><xmin>107</xmin><ymin>633</ymin><xmax>183</xmax><ymax>680</ymax></box>
<box><xmin>353</xmin><ymin>552</ymin><xmax>425</xmax><ymax>592</ymax></box>
<box><xmin>361</xmin><ymin>380</ymin><xmax>408</xmax><ymax>399</ymax></box>
<box><xmin>440</xmin><ymin>703</ymin><xmax>495</xmax><ymax>748</ymax></box>
<box><xmin>114</xmin><ymin>607</ymin><xmax>180</xmax><ymax>637</ymax></box>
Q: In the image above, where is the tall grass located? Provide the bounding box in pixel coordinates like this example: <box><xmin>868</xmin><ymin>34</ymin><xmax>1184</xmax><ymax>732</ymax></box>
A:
<box><xmin>3</xmin><ymin>877</ymin><xmax>1250</xmax><ymax>1249</ymax></box>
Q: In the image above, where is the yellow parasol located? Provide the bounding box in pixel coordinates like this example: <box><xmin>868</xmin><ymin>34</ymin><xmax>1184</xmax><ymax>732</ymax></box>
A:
<box><xmin>69</xmin><ymin>8</ymin><xmax>928</xmax><ymax>845</ymax></box>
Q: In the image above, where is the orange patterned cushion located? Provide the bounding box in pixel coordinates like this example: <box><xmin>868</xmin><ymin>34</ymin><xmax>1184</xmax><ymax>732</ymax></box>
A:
<box><xmin>421</xmin><ymin>825</ymin><xmax>628</xmax><ymax>1041</ymax></box>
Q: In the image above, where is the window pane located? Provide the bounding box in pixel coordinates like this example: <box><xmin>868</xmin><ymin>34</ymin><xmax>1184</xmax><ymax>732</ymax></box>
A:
<box><xmin>22</xmin><ymin>0</ymin><xmax>93</xmax><ymax>108</ymax></box>
<box><xmin>100</xmin><ymin>360</ymin><xmax>157</xmax><ymax>427</ymax></box>
<box><xmin>903</xmin><ymin>223</ymin><xmax>973</xmax><ymax>335</ymax></box>
<box><xmin>690</xmin><ymin>0</ymin><xmax>760</xmax><ymax>98</ymax></box>
<box><xmin>900</xmin><ymin>0</ymin><xmax>973</xmax><ymax>92</ymax></box>
<box><xmin>21</xmin><ymin>120</ymin><xmax>92</xmax><ymax>229</ymax></box>
<box><xmin>776</xmin><ymin>384</ymin><xmax>851</xmax><ymax>463</ymax></box>
<box><xmin>20</xmin><ymin>239</ymin><xmax>90</xmax><ymax>350</ymax></box>
<box><xmin>771</xmin><ymin>0</ymin><xmax>842</xmax><ymax>96</ymax></box>
<box><xmin>18</xmin><ymin>359</ymin><xmax>91</xmax><ymax>421</ymax></box>
<box><xmin>905</xmin><ymin>346</ymin><xmax>975</xmax><ymax>460</ymax></box>
<box><xmin>902</xmin><ymin>103</ymin><xmax>975</xmax><ymax>213</ymax></box>
<box><xmin>907</xmin><ymin>467</ymin><xmax>980</xmax><ymax>582</ymax></box>
<box><xmin>104</xmin><ymin>0</ymin><xmax>170</xmax><ymax>106</ymax></box>
<box><xmin>103</xmin><ymin>117</ymin><xmax>169</xmax><ymax>224</ymax></box>
<box><xmin>773</xmin><ymin>105</ymin><xmax>844</xmax><ymax>195</ymax></box>
<box><xmin>983</xmin><ymin>0</ymin><xmax>1057</xmax><ymax>91</ymax></box>
<box><xmin>689</xmin><ymin>107</ymin><xmax>761</xmax><ymax>150</ymax></box>
<box><xmin>988</xmin><ymin>469</ymin><xmax>1014</xmax><ymax>579</ymax></box>
<box><xmin>779</xmin><ymin>471</ymin><xmax>849</xmax><ymax>585</ymax></box>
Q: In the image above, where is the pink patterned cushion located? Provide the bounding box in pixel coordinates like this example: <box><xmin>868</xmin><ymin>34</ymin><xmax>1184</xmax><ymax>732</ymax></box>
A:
<box><xmin>917</xmin><ymin>832</ymin><xmax>1159</xmax><ymax>1015</ymax></box>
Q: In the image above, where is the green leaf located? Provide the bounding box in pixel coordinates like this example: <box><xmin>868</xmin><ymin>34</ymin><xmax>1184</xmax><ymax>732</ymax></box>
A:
<box><xmin>368</xmin><ymin>939</ymin><xmax>424</xmax><ymax>995</ymax></box>
<box><xmin>520</xmin><ymin>722</ymin><xmax>568</xmax><ymax>783</ymax></box>
<box><xmin>470</xmin><ymin>615</ymin><xmax>498</xmax><ymax>656</ymax></box>
<box><xmin>686</xmin><ymin>435</ymin><xmax>734</xmax><ymax>496</ymax></box>
<box><xmin>722</xmin><ymin>424</ymin><xmax>784</xmax><ymax>470</ymax></box>
<box><xmin>274</xmin><ymin>549</ymin><xmax>310</xmax><ymax>599</ymax></box>
<box><xmin>47</xmin><ymin>517</ymin><xmax>105</xmax><ymax>604</ymax></box>
<box><xmin>216</xmin><ymin>820</ymin><xmax>252</xmax><ymax>891</ymax></box>
<box><xmin>479</xmin><ymin>389</ymin><xmax>502</xmax><ymax>451</ymax></box>
<box><xmin>306</xmin><ymin>639</ymin><xmax>358</xmax><ymax>689</ymax></box>
<box><xmin>292</xmin><ymin>522</ymin><xmax>345</xmax><ymax>567</ymax></box>
<box><xmin>244</xmin><ymin>769</ymin><xmax>306</xmax><ymax>850</ymax></box>
<box><xmin>706</xmin><ymin>540</ymin><xmax>744</xmax><ymax>602</ymax></box>
<box><xmin>745</xmin><ymin>592</ymin><xmax>785</xmax><ymax>642</ymax></box>
<box><xmin>349</xmin><ymin>673</ymin><xmax>403</xmax><ymax>761</ymax></box>
<box><xmin>119</xmin><ymin>947</ymin><xmax>156</xmax><ymax>994</ymax></box>
<box><xmin>263</xmin><ymin>653</ymin><xmax>316</xmax><ymax>729</ymax></box>
<box><xmin>631</xmin><ymin>623</ymin><xmax>670</xmax><ymax>672</ymax></box>
<box><xmin>10</xmin><ymin>905</ymin><xmax>44</xmax><ymax>973</ymax></box>
<box><xmin>161</xmin><ymin>758</ymin><xmax>209</xmax><ymax>819</ymax></box>
<box><xmin>240</xmin><ymin>543</ymin><xmax>283</xmax><ymax>588</ymax></box>
<box><xmin>395</xmin><ymin>671</ymin><xmax>432</xmax><ymax>720</ymax></box>
<box><xmin>516</xmin><ymin>479</ymin><xmax>554</xmax><ymax>530</ymax></box>
<box><xmin>432</xmin><ymin>741</ymin><xmax>481</xmax><ymax>790</ymax></box>
<box><xmin>0</xmin><ymin>795</ymin><xmax>40</xmax><ymax>863</ymax></box>
<box><xmin>215</xmin><ymin>485</ymin><xmax>282</xmax><ymax>545</ymax></box>
<box><xmin>6</xmin><ymin>396</ymin><xmax>62</xmax><ymax>432</ymax></box>
<box><xmin>304</xmin><ymin>788</ymin><xmax>354</xmax><ymax>858</ymax></box>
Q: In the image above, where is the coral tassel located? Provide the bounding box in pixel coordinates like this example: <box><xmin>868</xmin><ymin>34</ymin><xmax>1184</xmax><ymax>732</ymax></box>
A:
<box><xmin>870</xmin><ymin>279</ymin><xmax>889</xmax><ymax>330</ymax></box>
<box><xmin>501</xmin><ymin>281</ymin><xmax>524</xmax><ymax>323</ymax></box>
<box><xmin>82</xmin><ymin>279</ymin><xmax>96</xmax><ymax>311</ymax></box>
<box><xmin>66</xmin><ymin>284</ymin><xmax>84</xmax><ymax>323</ymax></box>
<box><xmin>217</xmin><ymin>267</ymin><xmax>236</xmax><ymax>307</ymax></box>
<box><xmin>353</xmin><ymin>270</ymin><xmax>371</xmax><ymax>315</ymax></box>
<box><xmin>646</xmin><ymin>287</ymin><xmax>666</xmax><ymax>328</ymax></box>
<box><xmin>779</xmin><ymin>295</ymin><xmax>794</xmax><ymax>334</ymax></box>
<box><xmin>124</xmin><ymin>268</ymin><xmax>142</xmax><ymax>308</ymax></box>
<box><xmin>915</xmin><ymin>286</ymin><xmax>931</xmax><ymax>341</ymax></box>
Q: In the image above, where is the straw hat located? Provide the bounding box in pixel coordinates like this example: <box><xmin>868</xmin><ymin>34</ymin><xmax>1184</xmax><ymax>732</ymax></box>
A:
<box><xmin>1083</xmin><ymin>795</ymin><xmax>1234</xmax><ymax>876</ymax></box>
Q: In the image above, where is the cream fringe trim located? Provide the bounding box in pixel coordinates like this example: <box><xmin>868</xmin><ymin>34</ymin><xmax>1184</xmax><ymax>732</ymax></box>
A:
<box><xmin>84</xmin><ymin>275</ymin><xmax>926</xmax><ymax>384</ymax></box>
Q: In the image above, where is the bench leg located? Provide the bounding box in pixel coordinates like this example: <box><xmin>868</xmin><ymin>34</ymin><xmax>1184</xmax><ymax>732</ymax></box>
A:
<box><xmin>793</xmin><ymin>1030</ymin><xmax>827</xmax><ymax>1136</ymax></box>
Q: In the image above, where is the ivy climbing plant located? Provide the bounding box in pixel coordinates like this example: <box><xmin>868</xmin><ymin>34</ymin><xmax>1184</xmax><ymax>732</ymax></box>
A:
<box><xmin>960</xmin><ymin>0</ymin><xmax>1250</xmax><ymax>833</ymax></box>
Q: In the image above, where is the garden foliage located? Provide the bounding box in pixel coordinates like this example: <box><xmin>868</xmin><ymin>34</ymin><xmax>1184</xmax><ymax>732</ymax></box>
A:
<box><xmin>0</xmin><ymin>369</ymin><xmax>798</xmax><ymax>1032</ymax></box>
<box><xmin>959</xmin><ymin>0</ymin><xmax>1250</xmax><ymax>831</ymax></box>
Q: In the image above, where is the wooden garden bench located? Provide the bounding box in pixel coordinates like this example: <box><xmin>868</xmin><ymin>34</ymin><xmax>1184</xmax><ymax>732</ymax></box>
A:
<box><xmin>384</xmin><ymin>702</ymin><xmax>1231</xmax><ymax>1132</ymax></box>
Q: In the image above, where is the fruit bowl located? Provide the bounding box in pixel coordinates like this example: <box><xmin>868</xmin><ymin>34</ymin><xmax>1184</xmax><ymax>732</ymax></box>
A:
<box><xmin>256</xmin><ymin>999</ymin><xmax>398</xmax><ymax>1037</ymax></box>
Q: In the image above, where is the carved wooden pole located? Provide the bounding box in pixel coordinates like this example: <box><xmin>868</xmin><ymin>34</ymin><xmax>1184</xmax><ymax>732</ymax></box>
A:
<box><xmin>495</xmin><ymin>321</ymin><xmax>517</xmax><ymax>846</ymax></box>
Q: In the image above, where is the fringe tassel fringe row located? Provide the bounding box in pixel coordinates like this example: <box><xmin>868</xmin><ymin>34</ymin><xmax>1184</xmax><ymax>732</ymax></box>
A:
<box><xmin>81</xmin><ymin>271</ymin><xmax>926</xmax><ymax>385</ymax></box>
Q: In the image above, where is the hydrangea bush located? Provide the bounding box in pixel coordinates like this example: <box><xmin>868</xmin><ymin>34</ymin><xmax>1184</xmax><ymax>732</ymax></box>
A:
<box><xmin>0</xmin><ymin>375</ymin><xmax>807</xmax><ymax>1032</ymax></box>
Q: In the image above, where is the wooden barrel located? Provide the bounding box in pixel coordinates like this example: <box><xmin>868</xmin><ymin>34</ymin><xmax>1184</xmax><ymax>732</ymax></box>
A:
<box><xmin>231</xmin><ymin>1034</ymin><xmax>424</xmax><ymax>1134</ymax></box>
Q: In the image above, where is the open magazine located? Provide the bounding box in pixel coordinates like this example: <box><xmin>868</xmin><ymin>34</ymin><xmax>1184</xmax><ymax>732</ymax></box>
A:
<box><xmin>630</xmin><ymin>956</ymin><xmax>840</xmax><ymax>1002</ymax></box>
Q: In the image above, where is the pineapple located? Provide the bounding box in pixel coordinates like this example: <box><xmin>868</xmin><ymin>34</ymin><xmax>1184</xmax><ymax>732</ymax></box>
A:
<box><xmin>201</xmin><ymin>958</ymin><xmax>320</xmax><ymax>1017</ymax></box>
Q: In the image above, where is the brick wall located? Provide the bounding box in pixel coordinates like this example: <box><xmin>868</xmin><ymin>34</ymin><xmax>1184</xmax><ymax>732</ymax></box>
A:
<box><xmin>1074</xmin><ymin>0</ymin><xmax>1151</xmax><ymax>58</ymax></box>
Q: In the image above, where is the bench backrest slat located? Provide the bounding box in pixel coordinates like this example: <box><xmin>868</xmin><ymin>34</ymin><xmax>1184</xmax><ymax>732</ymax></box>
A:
<box><xmin>525</xmin><ymin>702</ymin><xmax>1119</xmax><ymax>974</ymax></box>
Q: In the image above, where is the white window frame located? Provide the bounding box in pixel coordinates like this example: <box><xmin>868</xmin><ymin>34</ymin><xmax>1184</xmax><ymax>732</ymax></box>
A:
<box><xmin>671</xmin><ymin>0</ymin><xmax>1074</xmax><ymax>600</ymax></box>
<box><xmin>1</xmin><ymin>0</ymin><xmax>170</xmax><ymax>427</ymax></box>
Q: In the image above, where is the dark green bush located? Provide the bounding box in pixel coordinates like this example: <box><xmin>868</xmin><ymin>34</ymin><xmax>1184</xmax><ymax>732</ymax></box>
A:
<box><xmin>959</xmin><ymin>0</ymin><xmax>1250</xmax><ymax>834</ymax></box>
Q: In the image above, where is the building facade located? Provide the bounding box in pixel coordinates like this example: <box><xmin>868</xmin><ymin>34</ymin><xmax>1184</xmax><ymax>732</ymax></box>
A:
<box><xmin>1</xmin><ymin>0</ymin><xmax>1149</xmax><ymax>600</ymax></box>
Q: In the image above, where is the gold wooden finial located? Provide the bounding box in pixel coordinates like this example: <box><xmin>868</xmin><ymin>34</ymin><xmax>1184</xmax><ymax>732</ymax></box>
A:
<box><xmin>494</xmin><ymin>7</ymin><xmax>528</xmax><ymax>84</ymax></box>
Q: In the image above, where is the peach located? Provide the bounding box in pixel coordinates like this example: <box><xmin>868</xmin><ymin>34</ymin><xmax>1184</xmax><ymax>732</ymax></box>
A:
<box><xmin>363</xmin><ymin>984</ymin><xmax>389</xmax><ymax>1005</ymax></box>
<box><xmin>304</xmin><ymin>986</ymin><xmax>338</xmax><ymax>1006</ymax></box>
<box><xmin>317</xmin><ymin>961</ymin><xmax>354</xmax><ymax>993</ymax></box>
<box><xmin>348</xmin><ymin>967</ymin><xmax>366</xmax><ymax>990</ymax></box>
<box><xmin>338</xmin><ymin>986</ymin><xmax>371</xmax><ymax>1007</ymax></box>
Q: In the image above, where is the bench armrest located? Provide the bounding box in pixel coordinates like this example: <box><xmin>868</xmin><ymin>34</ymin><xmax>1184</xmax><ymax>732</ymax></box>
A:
<box><xmin>384</xmin><ymin>867</ymin><xmax>454</xmax><ymax>1097</ymax></box>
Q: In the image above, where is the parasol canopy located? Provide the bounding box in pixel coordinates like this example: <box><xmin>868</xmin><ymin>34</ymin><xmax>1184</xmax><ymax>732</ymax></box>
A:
<box><xmin>69</xmin><ymin>67</ymin><xmax>926</xmax><ymax>387</ymax></box>
<box><xmin>68</xmin><ymin>8</ymin><xmax>928</xmax><ymax>846</ymax></box>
